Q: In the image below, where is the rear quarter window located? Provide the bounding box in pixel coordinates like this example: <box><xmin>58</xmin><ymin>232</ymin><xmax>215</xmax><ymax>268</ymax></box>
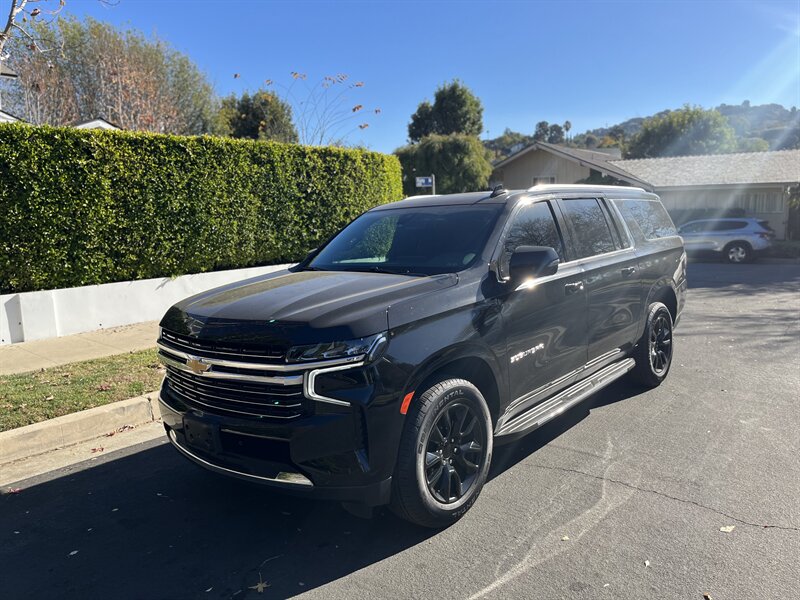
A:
<box><xmin>613</xmin><ymin>199</ymin><xmax>678</xmax><ymax>240</ymax></box>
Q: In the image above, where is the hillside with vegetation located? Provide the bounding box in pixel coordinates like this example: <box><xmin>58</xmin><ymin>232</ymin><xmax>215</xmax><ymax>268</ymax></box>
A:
<box><xmin>486</xmin><ymin>101</ymin><xmax>800</xmax><ymax>162</ymax></box>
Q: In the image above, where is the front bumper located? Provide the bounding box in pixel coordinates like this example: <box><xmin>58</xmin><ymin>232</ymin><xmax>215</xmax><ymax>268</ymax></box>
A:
<box><xmin>158</xmin><ymin>369</ymin><xmax>403</xmax><ymax>506</ymax></box>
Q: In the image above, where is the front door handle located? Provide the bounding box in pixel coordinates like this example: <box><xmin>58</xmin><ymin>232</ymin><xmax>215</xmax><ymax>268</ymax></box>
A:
<box><xmin>564</xmin><ymin>281</ymin><xmax>584</xmax><ymax>295</ymax></box>
<box><xmin>621</xmin><ymin>266</ymin><xmax>636</xmax><ymax>277</ymax></box>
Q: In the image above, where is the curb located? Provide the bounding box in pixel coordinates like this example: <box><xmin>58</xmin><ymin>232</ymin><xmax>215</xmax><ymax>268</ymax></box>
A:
<box><xmin>0</xmin><ymin>393</ymin><xmax>161</xmax><ymax>465</ymax></box>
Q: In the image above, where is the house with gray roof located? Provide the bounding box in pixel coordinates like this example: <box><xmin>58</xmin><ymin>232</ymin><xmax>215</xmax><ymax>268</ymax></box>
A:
<box><xmin>491</xmin><ymin>143</ymin><xmax>800</xmax><ymax>239</ymax></box>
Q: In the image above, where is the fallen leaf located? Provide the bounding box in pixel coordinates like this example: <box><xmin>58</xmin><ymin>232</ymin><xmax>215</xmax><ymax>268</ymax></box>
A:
<box><xmin>112</xmin><ymin>508</ymin><xmax>119</xmax><ymax>512</ymax></box>
<box><xmin>7</xmin><ymin>487</ymin><xmax>22</xmax><ymax>494</ymax></box>
<box><xmin>719</xmin><ymin>525</ymin><xmax>735</xmax><ymax>533</ymax></box>
<box><xmin>105</xmin><ymin>431</ymin><xmax>116</xmax><ymax>438</ymax></box>
<box><xmin>249</xmin><ymin>572</ymin><xmax>270</xmax><ymax>593</ymax></box>
<box><xmin>703</xmin><ymin>594</ymin><xmax>713</xmax><ymax>600</ymax></box>
<box><xmin>45</xmin><ymin>395</ymin><xmax>54</xmax><ymax>401</ymax></box>
<box><xmin>69</xmin><ymin>550</ymin><xmax>79</xmax><ymax>556</ymax></box>
<box><xmin>97</xmin><ymin>383</ymin><xmax>112</xmax><ymax>392</ymax></box>
<box><xmin>644</xmin><ymin>560</ymin><xmax>650</xmax><ymax>568</ymax></box>
<box><xmin>91</xmin><ymin>447</ymin><xmax>104</xmax><ymax>453</ymax></box>
<box><xmin>205</xmin><ymin>587</ymin><xmax>213</xmax><ymax>593</ymax></box>
<box><xmin>561</xmin><ymin>535</ymin><xmax>570</xmax><ymax>541</ymax></box>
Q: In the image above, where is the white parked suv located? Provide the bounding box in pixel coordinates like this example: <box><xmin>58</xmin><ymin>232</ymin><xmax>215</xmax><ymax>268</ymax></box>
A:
<box><xmin>678</xmin><ymin>218</ymin><xmax>775</xmax><ymax>263</ymax></box>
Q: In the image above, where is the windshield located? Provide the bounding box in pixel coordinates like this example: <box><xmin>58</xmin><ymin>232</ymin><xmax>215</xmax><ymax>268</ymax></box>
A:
<box><xmin>308</xmin><ymin>204</ymin><xmax>504</xmax><ymax>276</ymax></box>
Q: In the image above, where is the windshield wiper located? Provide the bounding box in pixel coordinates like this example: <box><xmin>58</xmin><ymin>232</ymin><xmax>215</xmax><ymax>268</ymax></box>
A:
<box><xmin>365</xmin><ymin>266</ymin><xmax>428</xmax><ymax>277</ymax></box>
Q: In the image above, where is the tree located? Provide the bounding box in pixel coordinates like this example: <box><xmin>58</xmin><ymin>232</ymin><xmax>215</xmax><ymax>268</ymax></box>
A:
<box><xmin>583</xmin><ymin>133</ymin><xmax>598</xmax><ymax>148</ymax></box>
<box><xmin>625</xmin><ymin>106</ymin><xmax>737</xmax><ymax>158</ymax></box>
<box><xmin>255</xmin><ymin>72</ymin><xmax>379</xmax><ymax>146</ymax></box>
<box><xmin>395</xmin><ymin>134</ymin><xmax>493</xmax><ymax>195</ymax></box>
<box><xmin>1</xmin><ymin>0</ymin><xmax>62</xmax><ymax>59</ymax></box>
<box><xmin>547</xmin><ymin>123</ymin><xmax>565</xmax><ymax>144</ymax></box>
<box><xmin>408</xmin><ymin>100</ymin><xmax>435</xmax><ymax>142</ymax></box>
<box><xmin>533</xmin><ymin>120</ymin><xmax>549</xmax><ymax>141</ymax></box>
<box><xmin>563</xmin><ymin>120</ymin><xmax>572</xmax><ymax>142</ymax></box>
<box><xmin>215</xmin><ymin>89</ymin><xmax>297</xmax><ymax>142</ymax></box>
<box><xmin>407</xmin><ymin>80</ymin><xmax>483</xmax><ymax>142</ymax></box>
<box><xmin>736</xmin><ymin>137</ymin><xmax>769</xmax><ymax>153</ymax></box>
<box><xmin>2</xmin><ymin>17</ymin><xmax>216</xmax><ymax>134</ymax></box>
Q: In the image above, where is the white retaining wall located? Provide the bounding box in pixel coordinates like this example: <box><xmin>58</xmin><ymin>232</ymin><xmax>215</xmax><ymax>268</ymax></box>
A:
<box><xmin>1</xmin><ymin>264</ymin><xmax>292</xmax><ymax>345</ymax></box>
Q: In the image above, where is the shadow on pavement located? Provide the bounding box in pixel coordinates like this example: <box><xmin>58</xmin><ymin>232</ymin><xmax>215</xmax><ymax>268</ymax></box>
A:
<box><xmin>1</xmin><ymin>442</ymin><xmax>433</xmax><ymax>599</ymax></box>
<box><xmin>1</xmin><ymin>378</ymin><xmax>647</xmax><ymax>600</ymax></box>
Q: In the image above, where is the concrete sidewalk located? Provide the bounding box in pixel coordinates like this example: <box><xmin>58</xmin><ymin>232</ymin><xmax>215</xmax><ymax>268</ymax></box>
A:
<box><xmin>0</xmin><ymin>321</ymin><xmax>159</xmax><ymax>375</ymax></box>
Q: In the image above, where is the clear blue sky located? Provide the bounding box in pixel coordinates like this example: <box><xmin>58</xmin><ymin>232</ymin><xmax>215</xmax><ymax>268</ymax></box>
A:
<box><xmin>70</xmin><ymin>0</ymin><xmax>800</xmax><ymax>152</ymax></box>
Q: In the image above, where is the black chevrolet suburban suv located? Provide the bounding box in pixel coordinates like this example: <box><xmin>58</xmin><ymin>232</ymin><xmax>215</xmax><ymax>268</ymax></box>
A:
<box><xmin>157</xmin><ymin>185</ymin><xmax>686</xmax><ymax>527</ymax></box>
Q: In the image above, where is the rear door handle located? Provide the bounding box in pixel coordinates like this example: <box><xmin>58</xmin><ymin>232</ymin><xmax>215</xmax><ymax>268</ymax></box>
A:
<box><xmin>621</xmin><ymin>266</ymin><xmax>636</xmax><ymax>277</ymax></box>
<box><xmin>564</xmin><ymin>281</ymin><xmax>584</xmax><ymax>295</ymax></box>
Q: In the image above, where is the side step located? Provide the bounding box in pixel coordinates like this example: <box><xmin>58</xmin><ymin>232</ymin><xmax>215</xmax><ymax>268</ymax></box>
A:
<box><xmin>495</xmin><ymin>358</ymin><xmax>635</xmax><ymax>438</ymax></box>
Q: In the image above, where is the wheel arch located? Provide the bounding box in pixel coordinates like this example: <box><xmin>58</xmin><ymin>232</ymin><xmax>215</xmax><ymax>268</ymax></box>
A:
<box><xmin>404</xmin><ymin>344</ymin><xmax>503</xmax><ymax>426</ymax></box>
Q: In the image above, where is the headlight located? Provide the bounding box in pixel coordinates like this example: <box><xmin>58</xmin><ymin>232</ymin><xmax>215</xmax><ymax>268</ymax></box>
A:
<box><xmin>286</xmin><ymin>332</ymin><xmax>387</xmax><ymax>363</ymax></box>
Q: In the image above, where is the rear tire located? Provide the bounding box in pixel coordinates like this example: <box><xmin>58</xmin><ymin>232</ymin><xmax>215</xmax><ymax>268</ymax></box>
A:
<box><xmin>631</xmin><ymin>302</ymin><xmax>674</xmax><ymax>388</ymax></box>
<box><xmin>390</xmin><ymin>378</ymin><xmax>493</xmax><ymax>528</ymax></box>
<box><xmin>723</xmin><ymin>241</ymin><xmax>751</xmax><ymax>264</ymax></box>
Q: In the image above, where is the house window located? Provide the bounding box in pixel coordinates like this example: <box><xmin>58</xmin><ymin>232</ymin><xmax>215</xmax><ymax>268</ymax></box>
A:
<box><xmin>532</xmin><ymin>176</ymin><xmax>556</xmax><ymax>186</ymax></box>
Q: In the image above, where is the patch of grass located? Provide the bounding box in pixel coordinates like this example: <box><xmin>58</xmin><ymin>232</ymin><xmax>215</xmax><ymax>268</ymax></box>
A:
<box><xmin>0</xmin><ymin>348</ymin><xmax>164</xmax><ymax>432</ymax></box>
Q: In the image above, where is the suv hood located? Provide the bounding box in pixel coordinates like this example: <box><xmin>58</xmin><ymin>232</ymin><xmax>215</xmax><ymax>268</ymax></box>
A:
<box><xmin>160</xmin><ymin>269</ymin><xmax>458</xmax><ymax>347</ymax></box>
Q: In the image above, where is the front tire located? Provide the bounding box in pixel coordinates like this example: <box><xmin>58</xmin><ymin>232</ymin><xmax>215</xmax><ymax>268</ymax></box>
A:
<box><xmin>390</xmin><ymin>378</ymin><xmax>493</xmax><ymax>528</ymax></box>
<box><xmin>631</xmin><ymin>302</ymin><xmax>674</xmax><ymax>388</ymax></box>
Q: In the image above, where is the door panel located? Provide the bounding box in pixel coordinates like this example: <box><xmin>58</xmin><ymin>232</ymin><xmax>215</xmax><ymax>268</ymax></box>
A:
<box><xmin>494</xmin><ymin>199</ymin><xmax>588</xmax><ymax>415</ymax></box>
<box><xmin>557</xmin><ymin>198</ymin><xmax>643</xmax><ymax>364</ymax></box>
<box><xmin>501</xmin><ymin>263</ymin><xmax>588</xmax><ymax>410</ymax></box>
<box><xmin>579</xmin><ymin>250</ymin><xmax>642</xmax><ymax>362</ymax></box>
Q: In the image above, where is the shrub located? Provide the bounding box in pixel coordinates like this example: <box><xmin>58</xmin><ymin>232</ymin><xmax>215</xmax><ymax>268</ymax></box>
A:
<box><xmin>0</xmin><ymin>124</ymin><xmax>402</xmax><ymax>293</ymax></box>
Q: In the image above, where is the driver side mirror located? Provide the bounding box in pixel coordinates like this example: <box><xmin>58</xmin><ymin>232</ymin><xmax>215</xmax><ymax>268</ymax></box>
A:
<box><xmin>509</xmin><ymin>246</ymin><xmax>560</xmax><ymax>282</ymax></box>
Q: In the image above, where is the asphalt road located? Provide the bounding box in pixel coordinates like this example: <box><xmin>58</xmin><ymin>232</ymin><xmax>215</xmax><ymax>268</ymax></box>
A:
<box><xmin>2</xmin><ymin>263</ymin><xmax>799</xmax><ymax>600</ymax></box>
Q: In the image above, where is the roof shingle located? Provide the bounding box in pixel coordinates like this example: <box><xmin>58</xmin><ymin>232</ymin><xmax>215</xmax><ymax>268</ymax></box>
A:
<box><xmin>610</xmin><ymin>149</ymin><xmax>800</xmax><ymax>188</ymax></box>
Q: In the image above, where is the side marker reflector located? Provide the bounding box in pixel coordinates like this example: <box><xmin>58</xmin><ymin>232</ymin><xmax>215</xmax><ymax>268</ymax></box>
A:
<box><xmin>400</xmin><ymin>391</ymin><xmax>414</xmax><ymax>415</ymax></box>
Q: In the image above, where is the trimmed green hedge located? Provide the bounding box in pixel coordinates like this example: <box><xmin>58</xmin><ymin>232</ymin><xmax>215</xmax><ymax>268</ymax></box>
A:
<box><xmin>0</xmin><ymin>124</ymin><xmax>402</xmax><ymax>293</ymax></box>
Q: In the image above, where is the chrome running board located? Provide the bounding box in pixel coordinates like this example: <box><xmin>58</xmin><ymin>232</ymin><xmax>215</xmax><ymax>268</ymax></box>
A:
<box><xmin>495</xmin><ymin>358</ymin><xmax>635</xmax><ymax>438</ymax></box>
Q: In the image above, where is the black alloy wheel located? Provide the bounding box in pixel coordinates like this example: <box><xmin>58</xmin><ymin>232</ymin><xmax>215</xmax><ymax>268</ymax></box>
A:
<box><xmin>649</xmin><ymin>311</ymin><xmax>672</xmax><ymax>376</ymax></box>
<box><xmin>390</xmin><ymin>378</ymin><xmax>493</xmax><ymax>528</ymax></box>
<box><xmin>631</xmin><ymin>301</ymin><xmax>674</xmax><ymax>388</ymax></box>
<box><xmin>423</xmin><ymin>402</ymin><xmax>486</xmax><ymax>504</ymax></box>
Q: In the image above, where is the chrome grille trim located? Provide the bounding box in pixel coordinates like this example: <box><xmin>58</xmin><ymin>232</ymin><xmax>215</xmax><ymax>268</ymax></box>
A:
<box><xmin>165</xmin><ymin>366</ymin><xmax>303</xmax><ymax>398</ymax></box>
<box><xmin>166</xmin><ymin>371</ymin><xmax>303</xmax><ymax>410</ymax></box>
<box><xmin>158</xmin><ymin>341</ymin><xmax>365</xmax><ymax>373</ymax></box>
<box><xmin>158</xmin><ymin>349</ymin><xmax>304</xmax><ymax>386</ymax></box>
<box><xmin>166</xmin><ymin>384</ymin><xmax>302</xmax><ymax>419</ymax></box>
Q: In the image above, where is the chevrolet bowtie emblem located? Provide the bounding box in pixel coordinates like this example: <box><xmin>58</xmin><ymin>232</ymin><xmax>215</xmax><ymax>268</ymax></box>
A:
<box><xmin>186</xmin><ymin>357</ymin><xmax>211</xmax><ymax>374</ymax></box>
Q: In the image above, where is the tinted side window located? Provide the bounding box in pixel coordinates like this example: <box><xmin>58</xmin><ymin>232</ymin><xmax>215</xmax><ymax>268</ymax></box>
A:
<box><xmin>613</xmin><ymin>199</ymin><xmax>678</xmax><ymax>239</ymax></box>
<box><xmin>711</xmin><ymin>221</ymin><xmax>748</xmax><ymax>231</ymax></box>
<box><xmin>560</xmin><ymin>198</ymin><xmax>616</xmax><ymax>258</ymax></box>
<box><xmin>502</xmin><ymin>201</ymin><xmax>564</xmax><ymax>274</ymax></box>
<box><xmin>680</xmin><ymin>222</ymin><xmax>706</xmax><ymax>233</ymax></box>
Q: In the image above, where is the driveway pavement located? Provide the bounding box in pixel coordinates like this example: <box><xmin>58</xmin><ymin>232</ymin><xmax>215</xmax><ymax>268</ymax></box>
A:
<box><xmin>2</xmin><ymin>263</ymin><xmax>798</xmax><ymax>599</ymax></box>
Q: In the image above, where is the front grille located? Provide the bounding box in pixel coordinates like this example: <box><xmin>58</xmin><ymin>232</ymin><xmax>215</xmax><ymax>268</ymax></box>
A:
<box><xmin>164</xmin><ymin>366</ymin><xmax>307</xmax><ymax>419</ymax></box>
<box><xmin>160</xmin><ymin>329</ymin><xmax>286</xmax><ymax>364</ymax></box>
<box><xmin>160</xmin><ymin>328</ymin><xmax>306</xmax><ymax>420</ymax></box>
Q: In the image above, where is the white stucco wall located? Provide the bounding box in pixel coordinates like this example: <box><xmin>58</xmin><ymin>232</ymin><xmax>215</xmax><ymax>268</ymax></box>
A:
<box><xmin>0</xmin><ymin>264</ymin><xmax>292</xmax><ymax>345</ymax></box>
